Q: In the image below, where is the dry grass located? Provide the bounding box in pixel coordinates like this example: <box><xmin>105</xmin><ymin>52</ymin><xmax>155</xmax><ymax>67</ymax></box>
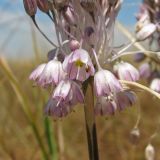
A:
<box><xmin>0</xmin><ymin>59</ymin><xmax>160</xmax><ymax>160</ymax></box>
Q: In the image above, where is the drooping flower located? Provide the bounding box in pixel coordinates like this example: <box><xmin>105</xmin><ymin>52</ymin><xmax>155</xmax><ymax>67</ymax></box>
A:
<box><xmin>94</xmin><ymin>90</ymin><xmax>137</xmax><ymax>116</ymax></box>
<box><xmin>38</xmin><ymin>58</ymin><xmax>66</xmax><ymax>87</ymax></box>
<box><xmin>94</xmin><ymin>69</ymin><xmax>122</xmax><ymax>97</ymax></box>
<box><xmin>45</xmin><ymin>80</ymin><xmax>84</xmax><ymax>118</ymax></box>
<box><xmin>52</xmin><ymin>80</ymin><xmax>84</xmax><ymax>106</ymax></box>
<box><xmin>116</xmin><ymin>91</ymin><xmax>137</xmax><ymax>111</ymax></box>
<box><xmin>114</xmin><ymin>62</ymin><xmax>140</xmax><ymax>82</ymax></box>
<box><xmin>150</xmin><ymin>78</ymin><xmax>160</xmax><ymax>93</ymax></box>
<box><xmin>63</xmin><ymin>49</ymin><xmax>95</xmax><ymax>82</ymax></box>
<box><xmin>44</xmin><ymin>98</ymin><xmax>74</xmax><ymax>118</ymax></box>
<box><xmin>95</xmin><ymin>96</ymin><xmax>117</xmax><ymax>116</ymax></box>
<box><xmin>139</xmin><ymin>63</ymin><xmax>151</xmax><ymax>79</ymax></box>
<box><xmin>29</xmin><ymin>63</ymin><xmax>46</xmax><ymax>81</ymax></box>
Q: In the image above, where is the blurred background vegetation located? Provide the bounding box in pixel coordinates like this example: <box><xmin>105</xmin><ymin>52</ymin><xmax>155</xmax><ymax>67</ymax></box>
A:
<box><xmin>0</xmin><ymin>0</ymin><xmax>160</xmax><ymax>160</ymax></box>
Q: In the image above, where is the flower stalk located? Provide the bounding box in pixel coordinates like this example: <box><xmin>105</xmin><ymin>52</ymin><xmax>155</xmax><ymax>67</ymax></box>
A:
<box><xmin>83</xmin><ymin>77</ymin><xmax>99</xmax><ymax>160</ymax></box>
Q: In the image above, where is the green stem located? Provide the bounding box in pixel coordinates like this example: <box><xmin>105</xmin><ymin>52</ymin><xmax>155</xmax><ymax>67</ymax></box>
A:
<box><xmin>83</xmin><ymin>77</ymin><xmax>99</xmax><ymax>160</ymax></box>
<box><xmin>44</xmin><ymin>117</ymin><xmax>58</xmax><ymax>160</ymax></box>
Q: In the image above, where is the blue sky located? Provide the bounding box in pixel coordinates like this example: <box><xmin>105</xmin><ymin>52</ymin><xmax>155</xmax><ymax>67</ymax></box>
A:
<box><xmin>0</xmin><ymin>0</ymin><xmax>141</xmax><ymax>59</ymax></box>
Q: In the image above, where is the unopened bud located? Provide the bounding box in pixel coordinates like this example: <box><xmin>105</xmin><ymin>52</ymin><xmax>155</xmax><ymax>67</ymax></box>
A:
<box><xmin>136</xmin><ymin>23</ymin><xmax>156</xmax><ymax>41</ymax></box>
<box><xmin>84</xmin><ymin>26</ymin><xmax>94</xmax><ymax>37</ymax></box>
<box><xmin>145</xmin><ymin>144</ymin><xmax>155</xmax><ymax>160</ymax></box>
<box><xmin>69</xmin><ymin>40</ymin><xmax>80</xmax><ymax>51</ymax></box>
<box><xmin>134</xmin><ymin>52</ymin><xmax>146</xmax><ymax>62</ymax></box>
<box><xmin>37</xmin><ymin>0</ymin><xmax>50</xmax><ymax>13</ymax></box>
<box><xmin>23</xmin><ymin>0</ymin><xmax>37</xmax><ymax>16</ymax></box>
<box><xmin>84</xmin><ymin>26</ymin><xmax>96</xmax><ymax>47</ymax></box>
<box><xmin>130</xmin><ymin>127</ymin><xmax>140</xmax><ymax>145</ymax></box>
<box><xmin>63</xmin><ymin>6</ymin><xmax>76</xmax><ymax>26</ymax></box>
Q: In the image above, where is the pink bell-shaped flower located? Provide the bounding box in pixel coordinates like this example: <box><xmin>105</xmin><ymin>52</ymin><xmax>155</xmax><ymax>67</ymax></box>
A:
<box><xmin>94</xmin><ymin>69</ymin><xmax>122</xmax><ymax>97</ymax></box>
<box><xmin>63</xmin><ymin>49</ymin><xmax>95</xmax><ymax>82</ymax></box>
<box><xmin>95</xmin><ymin>96</ymin><xmax>117</xmax><ymax>116</ymax></box>
<box><xmin>44</xmin><ymin>98</ymin><xmax>74</xmax><ymax>118</ymax></box>
<box><xmin>52</xmin><ymin>80</ymin><xmax>84</xmax><ymax>106</ymax></box>
<box><xmin>45</xmin><ymin>80</ymin><xmax>84</xmax><ymax>118</ymax></box>
<box><xmin>116</xmin><ymin>91</ymin><xmax>137</xmax><ymax>111</ymax></box>
<box><xmin>38</xmin><ymin>58</ymin><xmax>66</xmax><ymax>87</ymax></box>
<box><xmin>114</xmin><ymin>62</ymin><xmax>140</xmax><ymax>81</ymax></box>
<box><xmin>29</xmin><ymin>63</ymin><xmax>46</xmax><ymax>82</ymax></box>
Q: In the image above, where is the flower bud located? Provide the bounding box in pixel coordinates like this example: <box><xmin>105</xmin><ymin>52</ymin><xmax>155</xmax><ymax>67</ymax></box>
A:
<box><xmin>145</xmin><ymin>144</ymin><xmax>155</xmax><ymax>160</ymax></box>
<box><xmin>134</xmin><ymin>52</ymin><xmax>146</xmax><ymax>62</ymax></box>
<box><xmin>63</xmin><ymin>6</ymin><xmax>76</xmax><ymax>26</ymax></box>
<box><xmin>136</xmin><ymin>23</ymin><xmax>156</xmax><ymax>41</ymax></box>
<box><xmin>139</xmin><ymin>63</ymin><xmax>151</xmax><ymax>79</ymax></box>
<box><xmin>150</xmin><ymin>78</ymin><xmax>160</xmax><ymax>93</ymax></box>
<box><xmin>84</xmin><ymin>26</ymin><xmax>96</xmax><ymax>47</ymax></box>
<box><xmin>130</xmin><ymin>127</ymin><xmax>140</xmax><ymax>145</ymax></box>
<box><xmin>37</xmin><ymin>0</ymin><xmax>50</xmax><ymax>13</ymax></box>
<box><xmin>69</xmin><ymin>40</ymin><xmax>80</xmax><ymax>51</ymax></box>
<box><xmin>23</xmin><ymin>0</ymin><xmax>37</xmax><ymax>16</ymax></box>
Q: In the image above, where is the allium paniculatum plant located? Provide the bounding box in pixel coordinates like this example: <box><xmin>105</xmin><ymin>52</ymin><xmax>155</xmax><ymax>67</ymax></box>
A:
<box><xmin>24</xmin><ymin>0</ymin><xmax>160</xmax><ymax>159</ymax></box>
